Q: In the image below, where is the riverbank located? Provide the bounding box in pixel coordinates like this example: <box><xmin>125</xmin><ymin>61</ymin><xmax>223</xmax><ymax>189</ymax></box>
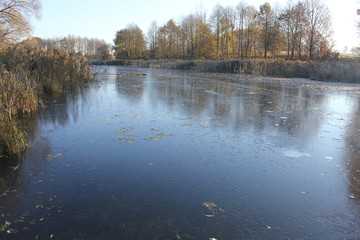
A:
<box><xmin>0</xmin><ymin>45</ymin><xmax>92</xmax><ymax>155</ymax></box>
<box><xmin>89</xmin><ymin>59</ymin><xmax>360</xmax><ymax>83</ymax></box>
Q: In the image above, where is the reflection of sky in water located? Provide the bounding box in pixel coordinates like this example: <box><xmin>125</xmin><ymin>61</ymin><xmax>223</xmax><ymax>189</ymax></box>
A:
<box><xmin>1</xmin><ymin>66</ymin><xmax>360</xmax><ymax>239</ymax></box>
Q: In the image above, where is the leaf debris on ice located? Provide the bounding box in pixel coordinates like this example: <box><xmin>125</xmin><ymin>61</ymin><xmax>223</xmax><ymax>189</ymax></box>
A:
<box><xmin>145</xmin><ymin>137</ymin><xmax>161</xmax><ymax>141</ymax></box>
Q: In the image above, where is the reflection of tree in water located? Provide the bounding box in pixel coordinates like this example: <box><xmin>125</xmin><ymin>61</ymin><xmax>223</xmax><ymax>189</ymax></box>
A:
<box><xmin>344</xmin><ymin>99</ymin><xmax>360</xmax><ymax>205</ymax></box>
<box><xmin>38</xmin><ymin>87</ymin><xmax>90</xmax><ymax>126</ymax></box>
<box><xmin>142</xmin><ymin>72</ymin><xmax>326</xmax><ymax>143</ymax></box>
<box><xmin>0</xmin><ymin>86</ymin><xmax>90</xmax><ymax>210</ymax></box>
<box><xmin>252</xmin><ymin>84</ymin><xmax>325</xmax><ymax>139</ymax></box>
<box><xmin>115</xmin><ymin>76</ymin><xmax>145</xmax><ymax>103</ymax></box>
<box><xmin>0</xmin><ymin>154</ymin><xmax>24</xmax><ymax>209</ymax></box>
<box><xmin>0</xmin><ymin>135</ymin><xmax>52</xmax><ymax>210</ymax></box>
<box><xmin>148</xmin><ymin>73</ymin><xmax>254</xmax><ymax>118</ymax></box>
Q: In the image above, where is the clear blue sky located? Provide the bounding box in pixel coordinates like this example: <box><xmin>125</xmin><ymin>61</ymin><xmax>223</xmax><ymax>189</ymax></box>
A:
<box><xmin>31</xmin><ymin>0</ymin><xmax>359</xmax><ymax>51</ymax></box>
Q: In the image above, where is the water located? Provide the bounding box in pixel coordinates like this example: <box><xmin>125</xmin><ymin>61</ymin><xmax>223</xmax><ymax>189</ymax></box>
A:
<box><xmin>1</xmin><ymin>66</ymin><xmax>360</xmax><ymax>239</ymax></box>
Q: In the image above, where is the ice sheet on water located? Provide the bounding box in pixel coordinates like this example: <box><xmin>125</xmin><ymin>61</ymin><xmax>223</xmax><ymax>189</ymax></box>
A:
<box><xmin>282</xmin><ymin>148</ymin><xmax>311</xmax><ymax>158</ymax></box>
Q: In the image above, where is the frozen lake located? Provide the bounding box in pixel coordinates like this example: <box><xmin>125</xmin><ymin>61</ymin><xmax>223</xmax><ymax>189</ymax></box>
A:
<box><xmin>1</xmin><ymin>66</ymin><xmax>359</xmax><ymax>239</ymax></box>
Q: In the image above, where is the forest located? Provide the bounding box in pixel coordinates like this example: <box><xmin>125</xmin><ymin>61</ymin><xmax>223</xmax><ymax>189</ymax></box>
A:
<box><xmin>113</xmin><ymin>0</ymin><xmax>338</xmax><ymax>61</ymax></box>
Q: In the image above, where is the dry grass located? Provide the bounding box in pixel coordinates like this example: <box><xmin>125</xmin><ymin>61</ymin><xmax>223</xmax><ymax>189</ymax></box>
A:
<box><xmin>0</xmin><ymin>45</ymin><xmax>92</xmax><ymax>93</ymax></box>
<box><xmin>0</xmin><ymin>44</ymin><xmax>92</xmax><ymax>155</ymax></box>
<box><xmin>310</xmin><ymin>60</ymin><xmax>360</xmax><ymax>83</ymax></box>
<box><xmin>127</xmin><ymin>59</ymin><xmax>360</xmax><ymax>83</ymax></box>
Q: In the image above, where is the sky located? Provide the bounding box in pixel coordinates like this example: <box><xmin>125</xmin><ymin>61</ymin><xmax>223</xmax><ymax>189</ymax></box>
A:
<box><xmin>31</xmin><ymin>0</ymin><xmax>359</xmax><ymax>52</ymax></box>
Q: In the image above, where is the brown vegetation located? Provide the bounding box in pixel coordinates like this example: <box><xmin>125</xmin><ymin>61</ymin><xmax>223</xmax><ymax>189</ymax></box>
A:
<box><xmin>93</xmin><ymin>58</ymin><xmax>360</xmax><ymax>83</ymax></box>
<box><xmin>0</xmin><ymin>44</ymin><xmax>92</xmax><ymax>155</ymax></box>
<box><xmin>114</xmin><ymin>24</ymin><xmax>145</xmax><ymax>59</ymax></box>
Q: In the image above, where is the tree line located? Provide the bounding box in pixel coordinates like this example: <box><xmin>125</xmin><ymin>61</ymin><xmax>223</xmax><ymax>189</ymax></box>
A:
<box><xmin>114</xmin><ymin>0</ymin><xmax>336</xmax><ymax>61</ymax></box>
<box><xmin>22</xmin><ymin>36</ymin><xmax>112</xmax><ymax>60</ymax></box>
<box><xmin>0</xmin><ymin>0</ymin><xmax>111</xmax><ymax>59</ymax></box>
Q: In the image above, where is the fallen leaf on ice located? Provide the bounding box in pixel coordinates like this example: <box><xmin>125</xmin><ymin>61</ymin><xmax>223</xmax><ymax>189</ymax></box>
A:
<box><xmin>155</xmin><ymin>132</ymin><xmax>172</xmax><ymax>137</ymax></box>
<box><xmin>145</xmin><ymin>137</ymin><xmax>161</xmax><ymax>141</ymax></box>
<box><xmin>202</xmin><ymin>202</ymin><xmax>217</xmax><ymax>210</ymax></box>
<box><xmin>125</xmin><ymin>139</ymin><xmax>137</xmax><ymax>143</ymax></box>
<box><xmin>212</xmin><ymin>121</ymin><xmax>224</xmax><ymax>126</ymax></box>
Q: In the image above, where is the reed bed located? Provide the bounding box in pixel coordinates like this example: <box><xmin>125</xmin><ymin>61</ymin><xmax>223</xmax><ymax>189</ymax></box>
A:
<box><xmin>310</xmin><ymin>60</ymin><xmax>360</xmax><ymax>83</ymax></box>
<box><xmin>95</xmin><ymin>58</ymin><xmax>360</xmax><ymax>83</ymax></box>
<box><xmin>0</xmin><ymin>45</ymin><xmax>92</xmax><ymax>93</ymax></box>
<box><xmin>0</xmin><ymin>44</ymin><xmax>92</xmax><ymax>155</ymax></box>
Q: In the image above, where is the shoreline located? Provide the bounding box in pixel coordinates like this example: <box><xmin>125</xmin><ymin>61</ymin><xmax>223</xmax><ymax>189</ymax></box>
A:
<box><xmin>89</xmin><ymin>59</ymin><xmax>360</xmax><ymax>84</ymax></box>
<box><xmin>184</xmin><ymin>71</ymin><xmax>360</xmax><ymax>95</ymax></box>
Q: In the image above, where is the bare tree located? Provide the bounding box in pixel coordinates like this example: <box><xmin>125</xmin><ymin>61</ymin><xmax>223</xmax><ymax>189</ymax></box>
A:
<box><xmin>243</xmin><ymin>5</ymin><xmax>258</xmax><ymax>58</ymax></box>
<box><xmin>221</xmin><ymin>6</ymin><xmax>236</xmax><ymax>59</ymax></box>
<box><xmin>304</xmin><ymin>0</ymin><xmax>332</xmax><ymax>60</ymax></box>
<box><xmin>96</xmin><ymin>42</ymin><xmax>111</xmax><ymax>60</ymax></box>
<box><xmin>236</xmin><ymin>1</ymin><xmax>247</xmax><ymax>58</ymax></box>
<box><xmin>209</xmin><ymin>4</ymin><xmax>236</xmax><ymax>59</ymax></box>
<box><xmin>279</xmin><ymin>1</ymin><xmax>293</xmax><ymax>59</ymax></box>
<box><xmin>180</xmin><ymin>14</ymin><xmax>196</xmax><ymax>59</ymax></box>
<box><xmin>65</xmin><ymin>35</ymin><xmax>76</xmax><ymax>53</ymax></box>
<box><xmin>292</xmin><ymin>1</ymin><xmax>306</xmax><ymax>59</ymax></box>
<box><xmin>147</xmin><ymin>20</ymin><xmax>159</xmax><ymax>59</ymax></box>
<box><xmin>258</xmin><ymin>2</ymin><xmax>276</xmax><ymax>58</ymax></box>
<box><xmin>357</xmin><ymin>8</ymin><xmax>360</xmax><ymax>38</ymax></box>
<box><xmin>210</xmin><ymin>4</ymin><xmax>223</xmax><ymax>60</ymax></box>
<box><xmin>0</xmin><ymin>0</ymin><xmax>41</xmax><ymax>43</ymax></box>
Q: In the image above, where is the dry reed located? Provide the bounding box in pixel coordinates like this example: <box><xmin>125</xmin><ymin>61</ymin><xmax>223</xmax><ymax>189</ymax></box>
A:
<box><xmin>0</xmin><ymin>44</ymin><xmax>92</xmax><ymax>155</ymax></box>
<box><xmin>93</xmin><ymin>58</ymin><xmax>360</xmax><ymax>83</ymax></box>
